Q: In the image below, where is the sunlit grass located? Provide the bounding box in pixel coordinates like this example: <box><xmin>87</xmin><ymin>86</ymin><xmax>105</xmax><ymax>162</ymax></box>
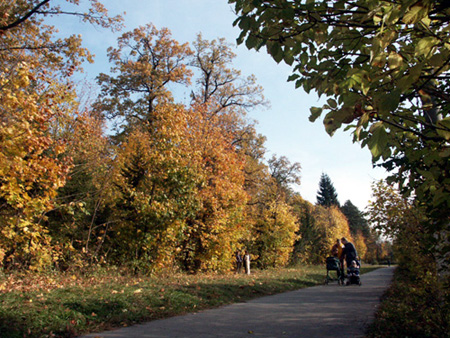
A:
<box><xmin>0</xmin><ymin>265</ymin><xmax>379</xmax><ymax>338</ymax></box>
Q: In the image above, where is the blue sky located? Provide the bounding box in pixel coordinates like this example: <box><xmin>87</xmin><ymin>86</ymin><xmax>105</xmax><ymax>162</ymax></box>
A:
<box><xmin>55</xmin><ymin>0</ymin><xmax>387</xmax><ymax>210</ymax></box>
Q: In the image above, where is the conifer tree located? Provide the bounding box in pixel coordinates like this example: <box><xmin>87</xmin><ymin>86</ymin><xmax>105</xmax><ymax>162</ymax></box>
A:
<box><xmin>316</xmin><ymin>173</ymin><xmax>339</xmax><ymax>207</ymax></box>
<box><xmin>341</xmin><ymin>200</ymin><xmax>371</xmax><ymax>238</ymax></box>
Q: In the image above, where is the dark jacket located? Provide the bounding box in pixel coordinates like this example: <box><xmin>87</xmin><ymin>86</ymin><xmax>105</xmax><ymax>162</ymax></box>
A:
<box><xmin>342</xmin><ymin>242</ymin><xmax>357</xmax><ymax>264</ymax></box>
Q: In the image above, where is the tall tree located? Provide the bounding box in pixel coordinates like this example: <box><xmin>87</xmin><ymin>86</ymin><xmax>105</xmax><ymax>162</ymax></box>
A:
<box><xmin>190</xmin><ymin>33</ymin><xmax>267</xmax><ymax>115</ymax></box>
<box><xmin>110</xmin><ymin>103</ymin><xmax>200</xmax><ymax>271</ymax></box>
<box><xmin>316</xmin><ymin>173</ymin><xmax>340</xmax><ymax>207</ymax></box>
<box><xmin>179</xmin><ymin>102</ymin><xmax>248</xmax><ymax>272</ymax></box>
<box><xmin>95</xmin><ymin>24</ymin><xmax>193</xmax><ymax>136</ymax></box>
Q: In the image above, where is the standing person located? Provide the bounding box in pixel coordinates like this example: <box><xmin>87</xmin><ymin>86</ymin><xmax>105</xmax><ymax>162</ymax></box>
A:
<box><xmin>235</xmin><ymin>250</ymin><xmax>243</xmax><ymax>274</ymax></box>
<box><xmin>331</xmin><ymin>238</ymin><xmax>344</xmax><ymax>258</ymax></box>
<box><xmin>331</xmin><ymin>238</ymin><xmax>344</xmax><ymax>273</ymax></box>
<box><xmin>341</xmin><ymin>237</ymin><xmax>358</xmax><ymax>269</ymax></box>
<box><xmin>243</xmin><ymin>250</ymin><xmax>251</xmax><ymax>275</ymax></box>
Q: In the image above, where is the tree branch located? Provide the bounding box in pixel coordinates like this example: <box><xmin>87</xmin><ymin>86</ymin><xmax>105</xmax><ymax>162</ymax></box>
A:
<box><xmin>0</xmin><ymin>0</ymin><xmax>50</xmax><ymax>31</ymax></box>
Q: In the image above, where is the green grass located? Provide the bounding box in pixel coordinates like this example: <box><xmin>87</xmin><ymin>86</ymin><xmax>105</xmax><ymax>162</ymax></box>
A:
<box><xmin>0</xmin><ymin>265</ymin><xmax>379</xmax><ymax>338</ymax></box>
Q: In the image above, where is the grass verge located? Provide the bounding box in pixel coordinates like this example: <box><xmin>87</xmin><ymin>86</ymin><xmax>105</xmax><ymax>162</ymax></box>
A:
<box><xmin>0</xmin><ymin>265</ymin><xmax>379</xmax><ymax>338</ymax></box>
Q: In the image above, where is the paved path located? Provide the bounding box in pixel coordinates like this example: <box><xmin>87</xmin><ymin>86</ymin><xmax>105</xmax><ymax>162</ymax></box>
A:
<box><xmin>80</xmin><ymin>267</ymin><xmax>394</xmax><ymax>338</ymax></box>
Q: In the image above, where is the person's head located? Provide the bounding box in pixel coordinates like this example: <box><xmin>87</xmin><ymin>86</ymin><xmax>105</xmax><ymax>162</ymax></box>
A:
<box><xmin>336</xmin><ymin>238</ymin><xmax>341</xmax><ymax>244</ymax></box>
<box><xmin>351</xmin><ymin>260</ymin><xmax>357</xmax><ymax>268</ymax></box>
<box><xmin>341</xmin><ymin>237</ymin><xmax>348</xmax><ymax>244</ymax></box>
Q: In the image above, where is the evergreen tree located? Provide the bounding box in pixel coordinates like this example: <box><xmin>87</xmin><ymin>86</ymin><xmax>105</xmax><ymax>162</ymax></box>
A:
<box><xmin>340</xmin><ymin>200</ymin><xmax>371</xmax><ymax>238</ymax></box>
<box><xmin>316</xmin><ymin>173</ymin><xmax>339</xmax><ymax>207</ymax></box>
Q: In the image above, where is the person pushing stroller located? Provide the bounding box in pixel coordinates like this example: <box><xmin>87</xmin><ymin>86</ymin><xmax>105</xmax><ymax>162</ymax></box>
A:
<box><xmin>341</xmin><ymin>237</ymin><xmax>361</xmax><ymax>285</ymax></box>
<box><xmin>341</xmin><ymin>237</ymin><xmax>357</xmax><ymax>269</ymax></box>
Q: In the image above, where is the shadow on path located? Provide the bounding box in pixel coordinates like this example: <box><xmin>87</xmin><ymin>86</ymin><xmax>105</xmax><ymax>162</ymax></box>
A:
<box><xmin>80</xmin><ymin>267</ymin><xmax>394</xmax><ymax>338</ymax></box>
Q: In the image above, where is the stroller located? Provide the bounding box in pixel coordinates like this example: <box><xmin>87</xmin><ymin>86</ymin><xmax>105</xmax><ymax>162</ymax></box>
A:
<box><xmin>345</xmin><ymin>260</ymin><xmax>362</xmax><ymax>286</ymax></box>
<box><xmin>324</xmin><ymin>256</ymin><xmax>344</xmax><ymax>285</ymax></box>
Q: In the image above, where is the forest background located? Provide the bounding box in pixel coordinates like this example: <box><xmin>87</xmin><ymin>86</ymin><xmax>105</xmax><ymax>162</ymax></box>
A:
<box><xmin>0</xmin><ymin>0</ymin><xmax>390</xmax><ymax>273</ymax></box>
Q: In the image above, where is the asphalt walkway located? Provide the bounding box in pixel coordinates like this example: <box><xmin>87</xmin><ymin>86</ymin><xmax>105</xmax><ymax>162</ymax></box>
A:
<box><xmin>80</xmin><ymin>267</ymin><xmax>394</xmax><ymax>338</ymax></box>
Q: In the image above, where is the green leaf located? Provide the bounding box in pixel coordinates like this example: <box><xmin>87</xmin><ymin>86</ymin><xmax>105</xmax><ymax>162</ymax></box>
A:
<box><xmin>284</xmin><ymin>50</ymin><xmax>295</xmax><ymax>65</ymax></box>
<box><xmin>245</xmin><ymin>35</ymin><xmax>258</xmax><ymax>49</ymax></box>
<box><xmin>439</xmin><ymin>147</ymin><xmax>450</xmax><ymax>158</ymax></box>
<box><xmin>388</xmin><ymin>52</ymin><xmax>403</xmax><ymax>70</ymax></box>
<box><xmin>323</xmin><ymin>107</ymin><xmax>353</xmax><ymax>135</ymax></box>
<box><xmin>368</xmin><ymin>122</ymin><xmax>388</xmax><ymax>159</ymax></box>
<box><xmin>267</xmin><ymin>42</ymin><xmax>284</xmax><ymax>63</ymax></box>
<box><xmin>403</xmin><ymin>5</ymin><xmax>427</xmax><ymax>25</ymax></box>
<box><xmin>287</xmin><ymin>74</ymin><xmax>300</xmax><ymax>82</ymax></box>
<box><xmin>436</xmin><ymin>117</ymin><xmax>450</xmax><ymax>141</ymax></box>
<box><xmin>415</xmin><ymin>37</ymin><xmax>439</xmax><ymax>57</ymax></box>
<box><xmin>375</xmin><ymin>90</ymin><xmax>401</xmax><ymax>114</ymax></box>
<box><xmin>327</xmin><ymin>98</ymin><xmax>337</xmax><ymax>109</ymax></box>
<box><xmin>309</xmin><ymin>107</ymin><xmax>323</xmax><ymax>122</ymax></box>
<box><xmin>238</xmin><ymin>16</ymin><xmax>251</xmax><ymax>31</ymax></box>
<box><xmin>429</xmin><ymin>53</ymin><xmax>445</xmax><ymax>67</ymax></box>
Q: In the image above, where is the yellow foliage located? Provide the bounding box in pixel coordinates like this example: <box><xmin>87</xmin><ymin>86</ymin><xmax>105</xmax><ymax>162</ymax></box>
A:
<box><xmin>354</xmin><ymin>231</ymin><xmax>368</xmax><ymax>260</ymax></box>
<box><xmin>257</xmin><ymin>201</ymin><xmax>298</xmax><ymax>268</ymax></box>
<box><xmin>0</xmin><ymin>63</ymin><xmax>74</xmax><ymax>269</ymax></box>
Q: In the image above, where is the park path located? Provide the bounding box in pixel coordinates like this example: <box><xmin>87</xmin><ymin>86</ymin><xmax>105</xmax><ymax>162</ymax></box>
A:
<box><xmin>80</xmin><ymin>267</ymin><xmax>394</xmax><ymax>338</ymax></box>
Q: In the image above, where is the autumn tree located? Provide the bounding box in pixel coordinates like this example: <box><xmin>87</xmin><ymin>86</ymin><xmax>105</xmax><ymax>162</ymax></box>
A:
<box><xmin>245</xmin><ymin>155</ymin><xmax>300</xmax><ymax>268</ymax></box>
<box><xmin>177</xmin><ymin>102</ymin><xmax>249</xmax><ymax>272</ymax></box>
<box><xmin>231</xmin><ymin>0</ymin><xmax>450</xmax><ymax>273</ymax></box>
<box><xmin>0</xmin><ymin>62</ymin><xmax>73</xmax><ymax>269</ymax></box>
<box><xmin>290</xmin><ymin>194</ymin><xmax>352</xmax><ymax>264</ymax></box>
<box><xmin>95</xmin><ymin>24</ymin><xmax>193</xmax><ymax>137</ymax></box>
<box><xmin>190</xmin><ymin>33</ymin><xmax>267</xmax><ymax>115</ymax></box>
<box><xmin>46</xmin><ymin>109</ymin><xmax>112</xmax><ymax>267</ymax></box>
<box><xmin>183</xmin><ymin>34</ymin><xmax>270</xmax><ymax>270</ymax></box>
<box><xmin>268</xmin><ymin>155</ymin><xmax>301</xmax><ymax>198</ymax></box>
<box><xmin>0</xmin><ymin>0</ymin><xmax>122</xmax><ymax>73</ymax></box>
<box><xmin>0</xmin><ymin>0</ymin><xmax>121</xmax><ymax>269</ymax></box>
<box><xmin>107</xmin><ymin>103</ymin><xmax>202</xmax><ymax>271</ymax></box>
<box><xmin>316</xmin><ymin>173</ymin><xmax>339</xmax><ymax>207</ymax></box>
<box><xmin>367</xmin><ymin>180</ymin><xmax>433</xmax><ymax>272</ymax></box>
